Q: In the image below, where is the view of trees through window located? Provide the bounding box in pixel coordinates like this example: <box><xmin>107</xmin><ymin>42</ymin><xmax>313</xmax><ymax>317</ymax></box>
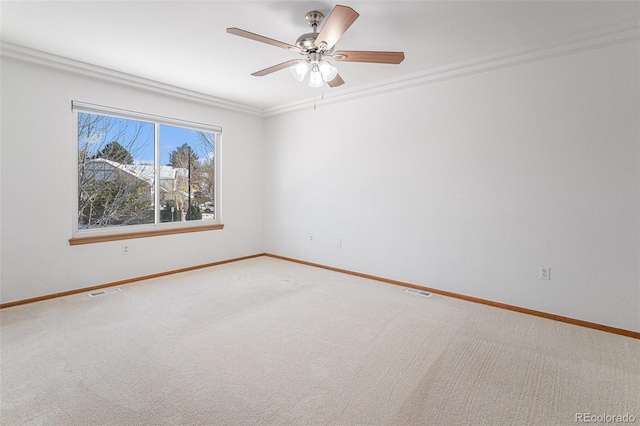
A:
<box><xmin>77</xmin><ymin>112</ymin><xmax>215</xmax><ymax>229</ymax></box>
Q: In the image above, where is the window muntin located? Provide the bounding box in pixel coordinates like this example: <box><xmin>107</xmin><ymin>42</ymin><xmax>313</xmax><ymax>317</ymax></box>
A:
<box><xmin>73</xmin><ymin>102</ymin><xmax>220</xmax><ymax>238</ymax></box>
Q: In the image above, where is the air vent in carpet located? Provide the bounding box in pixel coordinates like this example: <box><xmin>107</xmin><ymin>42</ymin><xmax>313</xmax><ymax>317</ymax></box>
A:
<box><xmin>88</xmin><ymin>288</ymin><xmax>121</xmax><ymax>297</ymax></box>
<box><xmin>404</xmin><ymin>288</ymin><xmax>432</xmax><ymax>297</ymax></box>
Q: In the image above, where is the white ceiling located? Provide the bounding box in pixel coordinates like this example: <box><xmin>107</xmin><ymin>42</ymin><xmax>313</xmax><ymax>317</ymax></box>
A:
<box><xmin>1</xmin><ymin>1</ymin><xmax>638</xmax><ymax>111</ymax></box>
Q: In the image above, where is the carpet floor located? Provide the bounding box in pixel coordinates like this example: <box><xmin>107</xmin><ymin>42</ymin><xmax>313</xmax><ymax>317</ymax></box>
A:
<box><xmin>1</xmin><ymin>256</ymin><xmax>638</xmax><ymax>425</ymax></box>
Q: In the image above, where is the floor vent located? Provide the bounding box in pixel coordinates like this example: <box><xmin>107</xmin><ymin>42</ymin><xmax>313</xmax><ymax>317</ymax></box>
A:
<box><xmin>88</xmin><ymin>288</ymin><xmax>121</xmax><ymax>297</ymax></box>
<box><xmin>404</xmin><ymin>288</ymin><xmax>432</xmax><ymax>298</ymax></box>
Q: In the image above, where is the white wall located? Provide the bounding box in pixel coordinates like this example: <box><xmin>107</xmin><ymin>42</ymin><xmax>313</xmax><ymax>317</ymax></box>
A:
<box><xmin>2</xmin><ymin>40</ymin><xmax>638</xmax><ymax>333</ymax></box>
<box><xmin>264</xmin><ymin>41</ymin><xmax>640</xmax><ymax>332</ymax></box>
<box><xmin>0</xmin><ymin>58</ymin><xmax>265</xmax><ymax>303</ymax></box>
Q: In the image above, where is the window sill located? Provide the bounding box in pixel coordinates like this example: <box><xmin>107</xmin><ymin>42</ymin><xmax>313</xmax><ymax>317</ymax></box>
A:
<box><xmin>69</xmin><ymin>224</ymin><xmax>224</xmax><ymax>245</ymax></box>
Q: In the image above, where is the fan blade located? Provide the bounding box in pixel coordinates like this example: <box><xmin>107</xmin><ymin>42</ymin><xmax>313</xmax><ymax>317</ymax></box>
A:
<box><xmin>227</xmin><ymin>27</ymin><xmax>298</xmax><ymax>51</ymax></box>
<box><xmin>333</xmin><ymin>50</ymin><xmax>405</xmax><ymax>64</ymax></box>
<box><xmin>251</xmin><ymin>60</ymin><xmax>301</xmax><ymax>77</ymax></box>
<box><xmin>314</xmin><ymin>5</ymin><xmax>359</xmax><ymax>51</ymax></box>
<box><xmin>327</xmin><ymin>74</ymin><xmax>345</xmax><ymax>87</ymax></box>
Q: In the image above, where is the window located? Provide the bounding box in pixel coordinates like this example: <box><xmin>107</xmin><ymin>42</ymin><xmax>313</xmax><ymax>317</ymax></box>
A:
<box><xmin>71</xmin><ymin>101</ymin><xmax>222</xmax><ymax>244</ymax></box>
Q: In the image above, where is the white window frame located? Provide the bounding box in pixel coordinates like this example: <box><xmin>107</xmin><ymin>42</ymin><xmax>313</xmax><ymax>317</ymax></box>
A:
<box><xmin>70</xmin><ymin>101</ymin><xmax>222</xmax><ymax>245</ymax></box>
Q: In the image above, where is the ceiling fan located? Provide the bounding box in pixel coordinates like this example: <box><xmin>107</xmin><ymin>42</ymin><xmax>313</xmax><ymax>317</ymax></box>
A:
<box><xmin>226</xmin><ymin>5</ymin><xmax>405</xmax><ymax>88</ymax></box>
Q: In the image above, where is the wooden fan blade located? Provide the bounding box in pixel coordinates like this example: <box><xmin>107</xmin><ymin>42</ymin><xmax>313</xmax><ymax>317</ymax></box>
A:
<box><xmin>251</xmin><ymin>60</ymin><xmax>300</xmax><ymax>77</ymax></box>
<box><xmin>227</xmin><ymin>27</ymin><xmax>298</xmax><ymax>51</ymax></box>
<box><xmin>314</xmin><ymin>5</ymin><xmax>359</xmax><ymax>51</ymax></box>
<box><xmin>333</xmin><ymin>50</ymin><xmax>405</xmax><ymax>64</ymax></box>
<box><xmin>327</xmin><ymin>73</ymin><xmax>345</xmax><ymax>88</ymax></box>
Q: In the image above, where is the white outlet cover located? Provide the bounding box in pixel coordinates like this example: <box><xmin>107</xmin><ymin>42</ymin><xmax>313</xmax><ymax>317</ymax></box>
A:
<box><xmin>540</xmin><ymin>267</ymin><xmax>550</xmax><ymax>280</ymax></box>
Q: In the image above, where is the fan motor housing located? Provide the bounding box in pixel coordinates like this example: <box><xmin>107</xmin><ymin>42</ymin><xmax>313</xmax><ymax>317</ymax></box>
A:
<box><xmin>295</xmin><ymin>32</ymin><xmax>318</xmax><ymax>51</ymax></box>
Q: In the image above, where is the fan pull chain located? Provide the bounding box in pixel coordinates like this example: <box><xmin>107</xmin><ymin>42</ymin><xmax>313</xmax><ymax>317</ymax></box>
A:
<box><xmin>313</xmin><ymin>91</ymin><xmax>325</xmax><ymax>111</ymax></box>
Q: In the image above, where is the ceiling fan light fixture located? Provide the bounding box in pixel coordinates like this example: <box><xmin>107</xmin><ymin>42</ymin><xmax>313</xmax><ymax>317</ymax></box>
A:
<box><xmin>290</xmin><ymin>60</ymin><xmax>309</xmax><ymax>81</ymax></box>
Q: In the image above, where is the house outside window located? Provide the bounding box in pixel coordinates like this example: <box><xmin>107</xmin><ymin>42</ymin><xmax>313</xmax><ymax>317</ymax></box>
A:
<box><xmin>72</xmin><ymin>101</ymin><xmax>221</xmax><ymax>243</ymax></box>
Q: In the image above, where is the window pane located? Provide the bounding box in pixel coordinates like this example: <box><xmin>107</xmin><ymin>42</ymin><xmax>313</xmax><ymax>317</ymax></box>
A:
<box><xmin>159</xmin><ymin>125</ymin><xmax>215</xmax><ymax>223</ymax></box>
<box><xmin>78</xmin><ymin>113</ymin><xmax>155</xmax><ymax>228</ymax></box>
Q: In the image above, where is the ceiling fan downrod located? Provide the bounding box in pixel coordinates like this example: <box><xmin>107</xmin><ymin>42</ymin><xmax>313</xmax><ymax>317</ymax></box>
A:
<box><xmin>296</xmin><ymin>10</ymin><xmax>325</xmax><ymax>52</ymax></box>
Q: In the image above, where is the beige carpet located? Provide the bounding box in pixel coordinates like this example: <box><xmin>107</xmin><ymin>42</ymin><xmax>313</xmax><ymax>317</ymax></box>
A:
<box><xmin>1</xmin><ymin>256</ymin><xmax>638</xmax><ymax>425</ymax></box>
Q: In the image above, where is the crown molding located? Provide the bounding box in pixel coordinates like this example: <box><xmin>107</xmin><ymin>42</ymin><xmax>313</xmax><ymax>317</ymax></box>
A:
<box><xmin>0</xmin><ymin>41</ymin><xmax>263</xmax><ymax>117</ymax></box>
<box><xmin>2</xmin><ymin>19</ymin><xmax>638</xmax><ymax>119</ymax></box>
<box><xmin>263</xmin><ymin>21</ymin><xmax>640</xmax><ymax>117</ymax></box>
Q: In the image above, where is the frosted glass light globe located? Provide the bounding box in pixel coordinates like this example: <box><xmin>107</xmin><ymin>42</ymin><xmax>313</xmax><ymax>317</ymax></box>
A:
<box><xmin>318</xmin><ymin>61</ymin><xmax>338</xmax><ymax>82</ymax></box>
<box><xmin>290</xmin><ymin>61</ymin><xmax>309</xmax><ymax>81</ymax></box>
<box><xmin>308</xmin><ymin>69</ymin><xmax>324</xmax><ymax>88</ymax></box>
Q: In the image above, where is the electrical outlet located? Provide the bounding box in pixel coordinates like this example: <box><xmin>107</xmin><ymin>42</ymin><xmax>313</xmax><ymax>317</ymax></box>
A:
<box><xmin>122</xmin><ymin>244</ymin><xmax>130</xmax><ymax>255</ymax></box>
<box><xmin>337</xmin><ymin>238</ymin><xmax>342</xmax><ymax>247</ymax></box>
<box><xmin>309</xmin><ymin>235</ymin><xmax>314</xmax><ymax>243</ymax></box>
<box><xmin>539</xmin><ymin>266</ymin><xmax>550</xmax><ymax>280</ymax></box>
